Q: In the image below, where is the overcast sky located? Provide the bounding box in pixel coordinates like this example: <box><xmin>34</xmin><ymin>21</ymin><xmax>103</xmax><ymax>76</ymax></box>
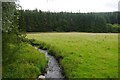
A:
<box><xmin>19</xmin><ymin>0</ymin><xmax>120</xmax><ymax>13</ymax></box>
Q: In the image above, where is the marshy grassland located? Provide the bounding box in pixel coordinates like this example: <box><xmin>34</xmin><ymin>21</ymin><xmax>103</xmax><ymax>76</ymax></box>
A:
<box><xmin>27</xmin><ymin>32</ymin><xmax>118</xmax><ymax>78</ymax></box>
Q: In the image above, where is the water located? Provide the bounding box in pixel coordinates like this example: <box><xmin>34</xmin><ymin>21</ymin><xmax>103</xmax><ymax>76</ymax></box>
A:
<box><xmin>38</xmin><ymin>49</ymin><xmax>64</xmax><ymax>79</ymax></box>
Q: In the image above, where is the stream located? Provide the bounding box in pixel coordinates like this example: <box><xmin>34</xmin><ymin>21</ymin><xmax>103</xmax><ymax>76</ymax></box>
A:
<box><xmin>38</xmin><ymin>48</ymin><xmax>64</xmax><ymax>79</ymax></box>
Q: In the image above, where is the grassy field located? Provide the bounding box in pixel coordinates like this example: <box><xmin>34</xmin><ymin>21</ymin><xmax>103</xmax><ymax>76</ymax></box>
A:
<box><xmin>27</xmin><ymin>32</ymin><xmax>118</xmax><ymax>78</ymax></box>
<box><xmin>2</xmin><ymin>42</ymin><xmax>47</xmax><ymax>78</ymax></box>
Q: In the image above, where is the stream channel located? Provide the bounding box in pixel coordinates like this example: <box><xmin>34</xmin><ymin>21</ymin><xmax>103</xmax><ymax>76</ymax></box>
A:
<box><xmin>36</xmin><ymin>47</ymin><xmax>64</xmax><ymax>80</ymax></box>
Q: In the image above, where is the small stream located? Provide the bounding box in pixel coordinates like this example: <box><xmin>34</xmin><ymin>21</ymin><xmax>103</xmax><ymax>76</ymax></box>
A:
<box><xmin>38</xmin><ymin>48</ymin><xmax>64</xmax><ymax>79</ymax></box>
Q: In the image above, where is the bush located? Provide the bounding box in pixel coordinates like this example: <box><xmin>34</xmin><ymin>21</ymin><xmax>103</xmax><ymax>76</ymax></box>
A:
<box><xmin>106</xmin><ymin>24</ymin><xmax>120</xmax><ymax>33</ymax></box>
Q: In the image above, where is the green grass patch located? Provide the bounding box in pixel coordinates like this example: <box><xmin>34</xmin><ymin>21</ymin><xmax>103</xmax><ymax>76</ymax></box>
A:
<box><xmin>27</xmin><ymin>32</ymin><xmax>118</xmax><ymax>78</ymax></box>
<box><xmin>2</xmin><ymin>42</ymin><xmax>47</xmax><ymax>78</ymax></box>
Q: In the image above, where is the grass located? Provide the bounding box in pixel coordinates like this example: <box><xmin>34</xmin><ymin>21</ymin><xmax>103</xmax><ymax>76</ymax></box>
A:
<box><xmin>27</xmin><ymin>32</ymin><xmax>118</xmax><ymax>78</ymax></box>
<box><xmin>2</xmin><ymin>42</ymin><xmax>47</xmax><ymax>78</ymax></box>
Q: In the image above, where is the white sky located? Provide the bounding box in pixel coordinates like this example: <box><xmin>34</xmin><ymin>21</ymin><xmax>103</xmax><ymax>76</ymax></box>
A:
<box><xmin>19</xmin><ymin>0</ymin><xmax>120</xmax><ymax>13</ymax></box>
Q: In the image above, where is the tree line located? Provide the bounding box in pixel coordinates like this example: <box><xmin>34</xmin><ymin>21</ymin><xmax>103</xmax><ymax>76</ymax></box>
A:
<box><xmin>19</xmin><ymin>9</ymin><xmax>120</xmax><ymax>33</ymax></box>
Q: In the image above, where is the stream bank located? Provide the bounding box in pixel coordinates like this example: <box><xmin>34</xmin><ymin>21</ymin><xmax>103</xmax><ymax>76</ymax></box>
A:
<box><xmin>34</xmin><ymin>47</ymin><xmax>64</xmax><ymax>80</ymax></box>
<box><xmin>29</xmin><ymin>39</ymin><xmax>66</xmax><ymax>79</ymax></box>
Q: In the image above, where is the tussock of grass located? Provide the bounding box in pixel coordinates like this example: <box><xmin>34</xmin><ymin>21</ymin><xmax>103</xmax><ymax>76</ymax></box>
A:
<box><xmin>27</xmin><ymin>33</ymin><xmax>118</xmax><ymax>78</ymax></box>
<box><xmin>2</xmin><ymin>42</ymin><xmax>47</xmax><ymax>78</ymax></box>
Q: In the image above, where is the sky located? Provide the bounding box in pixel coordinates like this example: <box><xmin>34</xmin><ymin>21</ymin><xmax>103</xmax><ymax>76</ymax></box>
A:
<box><xmin>19</xmin><ymin>0</ymin><xmax>120</xmax><ymax>13</ymax></box>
